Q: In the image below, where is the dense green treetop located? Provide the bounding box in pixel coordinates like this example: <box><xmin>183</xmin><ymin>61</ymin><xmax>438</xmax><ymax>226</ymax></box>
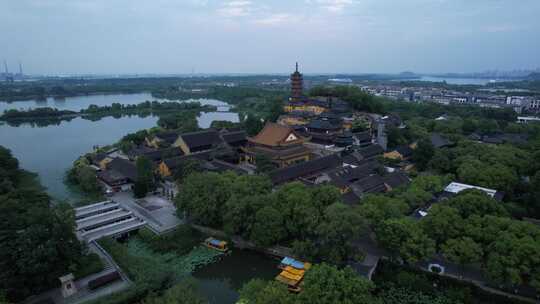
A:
<box><xmin>0</xmin><ymin>146</ymin><xmax>85</xmax><ymax>302</ymax></box>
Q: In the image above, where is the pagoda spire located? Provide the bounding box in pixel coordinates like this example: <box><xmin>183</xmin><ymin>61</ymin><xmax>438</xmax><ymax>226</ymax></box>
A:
<box><xmin>295</xmin><ymin>62</ymin><xmax>298</xmax><ymax>72</ymax></box>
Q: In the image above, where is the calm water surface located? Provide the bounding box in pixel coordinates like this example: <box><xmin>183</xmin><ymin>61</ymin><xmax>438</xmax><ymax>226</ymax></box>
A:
<box><xmin>419</xmin><ymin>76</ymin><xmax>513</xmax><ymax>85</ymax></box>
<box><xmin>0</xmin><ymin>93</ymin><xmax>239</xmax><ymax>200</ymax></box>
<box><xmin>0</xmin><ymin>116</ymin><xmax>159</xmax><ymax>200</ymax></box>
<box><xmin>0</xmin><ymin>92</ymin><xmax>233</xmax><ymax>112</ymax></box>
<box><xmin>0</xmin><ymin>93</ymin><xmax>262</xmax><ymax>301</ymax></box>
<box><xmin>193</xmin><ymin>250</ymin><xmax>279</xmax><ymax>304</ymax></box>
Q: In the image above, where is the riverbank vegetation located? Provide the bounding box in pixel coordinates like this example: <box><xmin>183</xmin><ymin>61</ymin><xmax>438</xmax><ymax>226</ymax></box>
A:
<box><xmin>239</xmin><ymin>260</ymin><xmax>531</xmax><ymax>304</ymax></box>
<box><xmin>365</xmin><ymin>188</ymin><xmax>540</xmax><ymax>292</ymax></box>
<box><xmin>0</xmin><ymin>146</ymin><xmax>98</xmax><ymax>302</ymax></box>
<box><xmin>153</xmin><ymin>86</ymin><xmax>286</xmax><ymax>121</ymax></box>
<box><xmin>176</xmin><ymin>172</ymin><xmax>365</xmax><ymax>264</ymax></box>
<box><xmin>0</xmin><ymin>101</ymin><xmax>215</xmax><ymax>128</ymax></box>
<box><xmin>93</xmin><ymin>226</ymin><xmax>220</xmax><ymax>304</ymax></box>
<box><xmin>66</xmin><ymin>156</ymin><xmax>104</xmax><ymax>200</ymax></box>
<box><xmin>0</xmin><ymin>77</ymin><xmax>188</xmax><ymax>101</ymax></box>
<box><xmin>372</xmin><ymin>260</ymin><xmax>530</xmax><ymax>304</ymax></box>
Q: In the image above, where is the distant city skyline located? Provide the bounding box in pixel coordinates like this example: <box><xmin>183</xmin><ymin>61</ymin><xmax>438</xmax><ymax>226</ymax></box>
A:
<box><xmin>1</xmin><ymin>0</ymin><xmax>540</xmax><ymax>75</ymax></box>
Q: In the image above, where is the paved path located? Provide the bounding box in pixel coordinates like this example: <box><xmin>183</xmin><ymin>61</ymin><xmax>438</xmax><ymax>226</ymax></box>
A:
<box><xmin>112</xmin><ymin>192</ymin><xmax>182</xmax><ymax>234</ymax></box>
<box><xmin>352</xmin><ymin>231</ymin><xmax>539</xmax><ymax>303</ymax></box>
<box><xmin>24</xmin><ymin>243</ymin><xmax>130</xmax><ymax>304</ymax></box>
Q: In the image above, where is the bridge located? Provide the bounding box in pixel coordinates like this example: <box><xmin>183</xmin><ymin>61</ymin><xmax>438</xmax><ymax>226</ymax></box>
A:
<box><xmin>75</xmin><ymin>201</ymin><xmax>146</xmax><ymax>243</ymax></box>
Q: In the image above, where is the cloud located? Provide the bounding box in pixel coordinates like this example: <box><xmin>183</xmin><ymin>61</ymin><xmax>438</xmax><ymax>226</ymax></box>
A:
<box><xmin>314</xmin><ymin>0</ymin><xmax>354</xmax><ymax>13</ymax></box>
<box><xmin>483</xmin><ymin>24</ymin><xmax>522</xmax><ymax>33</ymax></box>
<box><xmin>253</xmin><ymin>13</ymin><xmax>292</xmax><ymax>26</ymax></box>
<box><xmin>217</xmin><ymin>0</ymin><xmax>252</xmax><ymax>18</ymax></box>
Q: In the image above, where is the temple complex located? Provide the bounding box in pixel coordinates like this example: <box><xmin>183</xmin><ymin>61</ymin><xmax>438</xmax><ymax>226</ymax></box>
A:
<box><xmin>242</xmin><ymin>122</ymin><xmax>311</xmax><ymax>168</ymax></box>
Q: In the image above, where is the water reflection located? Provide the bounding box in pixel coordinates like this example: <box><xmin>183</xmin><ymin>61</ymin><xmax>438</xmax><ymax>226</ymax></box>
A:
<box><xmin>0</xmin><ymin>116</ymin><xmax>159</xmax><ymax>200</ymax></box>
<box><xmin>194</xmin><ymin>250</ymin><xmax>278</xmax><ymax>304</ymax></box>
<box><xmin>0</xmin><ymin>93</ymin><xmax>231</xmax><ymax>112</ymax></box>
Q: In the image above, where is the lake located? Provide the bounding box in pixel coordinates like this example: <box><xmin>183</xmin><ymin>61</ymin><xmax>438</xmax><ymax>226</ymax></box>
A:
<box><xmin>418</xmin><ymin>76</ymin><xmax>511</xmax><ymax>85</ymax></box>
<box><xmin>0</xmin><ymin>93</ymin><xmax>239</xmax><ymax>200</ymax></box>
<box><xmin>0</xmin><ymin>94</ymin><xmax>279</xmax><ymax>304</ymax></box>
<box><xmin>0</xmin><ymin>116</ymin><xmax>159</xmax><ymax>200</ymax></box>
<box><xmin>0</xmin><ymin>92</ymin><xmax>233</xmax><ymax>112</ymax></box>
<box><xmin>0</xmin><ymin>93</ymin><xmax>266</xmax><ymax>303</ymax></box>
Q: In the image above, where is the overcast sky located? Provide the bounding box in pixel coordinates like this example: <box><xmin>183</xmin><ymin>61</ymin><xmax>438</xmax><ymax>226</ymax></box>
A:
<box><xmin>1</xmin><ymin>0</ymin><xmax>539</xmax><ymax>75</ymax></box>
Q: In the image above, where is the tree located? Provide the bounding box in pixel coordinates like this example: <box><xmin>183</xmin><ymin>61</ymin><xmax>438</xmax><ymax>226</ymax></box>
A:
<box><xmin>457</xmin><ymin>160</ymin><xmax>518</xmax><ymax>195</ymax></box>
<box><xmin>238</xmin><ymin>279</ymin><xmax>293</xmax><ymax>304</ymax></box>
<box><xmin>250</xmin><ymin>206</ymin><xmax>286</xmax><ymax>247</ymax></box>
<box><xmin>223</xmin><ymin>195</ymin><xmax>266</xmax><ymax>237</ymax></box>
<box><xmin>358</xmin><ymin>195</ymin><xmax>409</xmax><ymax>228</ymax></box>
<box><xmin>66</xmin><ymin>157</ymin><xmax>101</xmax><ymax>195</ymax></box>
<box><xmin>76</xmin><ymin>165</ymin><xmax>102</xmax><ymax>194</ymax></box>
<box><xmin>462</xmin><ymin>118</ymin><xmax>478</xmax><ymax>134</ymax></box>
<box><xmin>412</xmin><ymin>138</ymin><xmax>435</xmax><ymax>171</ymax></box>
<box><xmin>210</xmin><ymin>120</ymin><xmax>242</xmax><ymax>130</ymax></box>
<box><xmin>1</xmin><ymin>148</ymin><xmax>86</xmax><ymax>301</ymax></box>
<box><xmin>421</xmin><ymin>205</ymin><xmax>463</xmax><ymax>247</ymax></box>
<box><xmin>351</xmin><ymin>118</ymin><xmax>370</xmax><ymax>132</ymax></box>
<box><xmin>311</xmin><ymin>185</ymin><xmax>342</xmax><ymax>214</ymax></box>
<box><xmin>244</xmin><ymin>115</ymin><xmax>264</xmax><ymax>136</ymax></box>
<box><xmin>255</xmin><ymin>154</ymin><xmax>275</xmax><ymax>174</ymax></box>
<box><xmin>0</xmin><ymin>182</ymin><xmax>83</xmax><ymax>301</ymax></box>
<box><xmin>142</xmin><ymin>278</ymin><xmax>207</xmax><ymax>304</ymax></box>
<box><xmin>447</xmin><ymin>190</ymin><xmax>507</xmax><ymax>218</ymax></box>
<box><xmin>298</xmin><ymin>263</ymin><xmax>378</xmax><ymax>304</ymax></box>
<box><xmin>478</xmin><ymin>119</ymin><xmax>500</xmax><ymax>135</ymax></box>
<box><xmin>172</xmin><ymin>158</ymin><xmax>201</xmax><ymax>183</ymax></box>
<box><xmin>223</xmin><ymin>175</ymin><xmax>273</xmax><ymax>236</ymax></box>
<box><xmin>314</xmin><ymin>203</ymin><xmax>366</xmax><ymax>264</ymax></box>
<box><xmin>485</xmin><ymin>232</ymin><xmax>540</xmax><ymax>289</ymax></box>
<box><xmin>398</xmin><ymin>187</ymin><xmax>432</xmax><ymax>210</ymax></box>
<box><xmin>175</xmin><ymin>172</ymin><xmax>232</xmax><ymax>227</ymax></box>
<box><xmin>441</xmin><ymin>237</ymin><xmax>483</xmax><ymax>268</ymax></box>
<box><xmin>376</xmin><ymin>218</ymin><xmax>435</xmax><ymax>264</ymax></box>
<box><xmin>379</xmin><ymin>287</ymin><xmax>459</xmax><ymax>304</ymax></box>
<box><xmin>272</xmin><ymin>182</ymin><xmax>318</xmax><ymax>238</ymax></box>
<box><xmin>387</xmin><ymin>127</ymin><xmax>408</xmax><ymax>149</ymax></box>
<box><xmin>134</xmin><ymin>156</ymin><xmax>154</xmax><ymax>198</ymax></box>
<box><xmin>266</xmin><ymin>97</ymin><xmax>285</xmax><ymax>122</ymax></box>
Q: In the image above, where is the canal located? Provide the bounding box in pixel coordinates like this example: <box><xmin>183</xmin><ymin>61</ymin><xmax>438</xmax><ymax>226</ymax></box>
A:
<box><xmin>193</xmin><ymin>250</ymin><xmax>279</xmax><ymax>304</ymax></box>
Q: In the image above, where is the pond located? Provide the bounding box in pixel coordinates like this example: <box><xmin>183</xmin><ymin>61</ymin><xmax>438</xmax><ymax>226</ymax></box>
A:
<box><xmin>193</xmin><ymin>249</ymin><xmax>279</xmax><ymax>304</ymax></box>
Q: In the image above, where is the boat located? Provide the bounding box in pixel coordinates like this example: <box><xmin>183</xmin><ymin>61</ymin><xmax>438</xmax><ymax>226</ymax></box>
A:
<box><xmin>203</xmin><ymin>237</ymin><xmax>230</xmax><ymax>253</ymax></box>
<box><xmin>275</xmin><ymin>264</ymin><xmax>308</xmax><ymax>293</ymax></box>
<box><xmin>278</xmin><ymin>257</ymin><xmax>312</xmax><ymax>270</ymax></box>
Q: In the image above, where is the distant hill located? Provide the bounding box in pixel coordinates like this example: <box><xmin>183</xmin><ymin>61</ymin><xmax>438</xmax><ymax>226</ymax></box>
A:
<box><xmin>528</xmin><ymin>72</ymin><xmax>540</xmax><ymax>80</ymax></box>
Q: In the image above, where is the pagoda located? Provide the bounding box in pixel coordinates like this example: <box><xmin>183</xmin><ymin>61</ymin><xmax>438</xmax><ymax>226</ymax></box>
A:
<box><xmin>290</xmin><ymin>62</ymin><xmax>304</xmax><ymax>102</ymax></box>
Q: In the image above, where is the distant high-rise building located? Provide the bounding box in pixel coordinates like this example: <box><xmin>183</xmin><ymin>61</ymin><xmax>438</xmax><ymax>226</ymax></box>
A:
<box><xmin>290</xmin><ymin>62</ymin><xmax>304</xmax><ymax>102</ymax></box>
